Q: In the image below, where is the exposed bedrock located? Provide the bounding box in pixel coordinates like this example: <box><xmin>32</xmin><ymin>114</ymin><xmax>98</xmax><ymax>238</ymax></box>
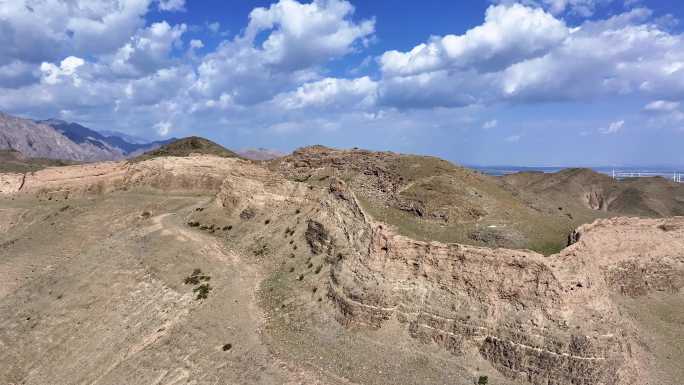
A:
<box><xmin>324</xmin><ymin>181</ymin><xmax>684</xmax><ymax>385</ymax></box>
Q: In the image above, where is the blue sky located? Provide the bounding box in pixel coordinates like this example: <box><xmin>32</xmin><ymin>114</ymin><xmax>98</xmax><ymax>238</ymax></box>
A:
<box><xmin>1</xmin><ymin>0</ymin><xmax>684</xmax><ymax>166</ymax></box>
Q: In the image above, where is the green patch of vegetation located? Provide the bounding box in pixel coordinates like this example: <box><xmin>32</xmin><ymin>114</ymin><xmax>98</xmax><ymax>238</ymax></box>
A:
<box><xmin>193</xmin><ymin>283</ymin><xmax>212</xmax><ymax>300</ymax></box>
<box><xmin>183</xmin><ymin>269</ymin><xmax>212</xmax><ymax>300</ymax></box>
<box><xmin>477</xmin><ymin>375</ymin><xmax>488</xmax><ymax>385</ymax></box>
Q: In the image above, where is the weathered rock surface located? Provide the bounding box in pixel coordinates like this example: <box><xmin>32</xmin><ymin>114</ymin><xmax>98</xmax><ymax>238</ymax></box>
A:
<box><xmin>1</xmin><ymin>155</ymin><xmax>682</xmax><ymax>385</ymax></box>
<box><xmin>315</xmin><ymin>180</ymin><xmax>683</xmax><ymax>385</ymax></box>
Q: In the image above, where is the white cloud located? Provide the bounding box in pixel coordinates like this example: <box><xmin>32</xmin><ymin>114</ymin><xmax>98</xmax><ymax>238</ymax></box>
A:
<box><xmin>600</xmin><ymin>119</ymin><xmax>625</xmax><ymax>134</ymax></box>
<box><xmin>377</xmin><ymin>6</ymin><xmax>684</xmax><ymax>109</ymax></box>
<box><xmin>644</xmin><ymin>100</ymin><xmax>680</xmax><ymax>112</ymax></box>
<box><xmin>158</xmin><ymin>0</ymin><xmax>186</xmax><ymax>12</ymax></box>
<box><xmin>244</xmin><ymin>0</ymin><xmax>375</xmax><ymax>71</ymax></box>
<box><xmin>275</xmin><ymin>76</ymin><xmax>377</xmax><ymax>110</ymax></box>
<box><xmin>482</xmin><ymin>119</ymin><xmax>498</xmax><ymax>129</ymax></box>
<box><xmin>110</xmin><ymin>21</ymin><xmax>187</xmax><ymax>76</ymax></box>
<box><xmin>191</xmin><ymin>0</ymin><xmax>374</xmax><ymax>105</ymax></box>
<box><xmin>505</xmin><ymin>134</ymin><xmax>522</xmax><ymax>142</ymax></box>
<box><xmin>40</xmin><ymin>56</ymin><xmax>85</xmax><ymax>85</ymax></box>
<box><xmin>380</xmin><ymin>4</ymin><xmax>567</xmax><ymax>77</ymax></box>
<box><xmin>0</xmin><ymin>0</ymin><xmax>152</xmax><ymax>65</ymax></box>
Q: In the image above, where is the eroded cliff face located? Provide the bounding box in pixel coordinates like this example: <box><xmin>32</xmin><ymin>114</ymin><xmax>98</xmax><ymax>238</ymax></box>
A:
<box><xmin>317</xmin><ymin>180</ymin><xmax>683</xmax><ymax>385</ymax></box>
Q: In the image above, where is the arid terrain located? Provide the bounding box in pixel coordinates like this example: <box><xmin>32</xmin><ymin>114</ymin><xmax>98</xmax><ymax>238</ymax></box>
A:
<box><xmin>1</xmin><ymin>142</ymin><xmax>683</xmax><ymax>385</ymax></box>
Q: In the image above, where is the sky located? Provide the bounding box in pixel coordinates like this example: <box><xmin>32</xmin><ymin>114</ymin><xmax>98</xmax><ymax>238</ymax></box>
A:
<box><xmin>1</xmin><ymin>0</ymin><xmax>684</xmax><ymax>167</ymax></box>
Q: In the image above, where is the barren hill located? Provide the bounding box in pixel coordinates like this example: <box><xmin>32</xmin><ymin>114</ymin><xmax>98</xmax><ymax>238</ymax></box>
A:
<box><xmin>0</xmin><ymin>146</ymin><xmax>682</xmax><ymax>385</ymax></box>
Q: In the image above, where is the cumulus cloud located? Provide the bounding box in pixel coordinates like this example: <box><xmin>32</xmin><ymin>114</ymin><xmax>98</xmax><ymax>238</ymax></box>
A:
<box><xmin>40</xmin><ymin>56</ymin><xmax>86</xmax><ymax>86</ymax></box>
<box><xmin>243</xmin><ymin>0</ymin><xmax>374</xmax><ymax>71</ymax></box>
<box><xmin>1</xmin><ymin>0</ymin><xmax>683</xmax><ymax>145</ymax></box>
<box><xmin>600</xmin><ymin>120</ymin><xmax>625</xmax><ymax>134</ymax></box>
<box><xmin>380</xmin><ymin>4</ymin><xmax>567</xmax><ymax>76</ymax></box>
<box><xmin>275</xmin><ymin>76</ymin><xmax>377</xmax><ymax>110</ymax></box>
<box><xmin>110</xmin><ymin>21</ymin><xmax>187</xmax><ymax>76</ymax></box>
<box><xmin>191</xmin><ymin>0</ymin><xmax>374</xmax><ymax>105</ymax></box>
<box><xmin>0</xmin><ymin>0</ymin><xmax>152</xmax><ymax>65</ymax></box>
<box><xmin>376</xmin><ymin>5</ymin><xmax>684</xmax><ymax>109</ymax></box>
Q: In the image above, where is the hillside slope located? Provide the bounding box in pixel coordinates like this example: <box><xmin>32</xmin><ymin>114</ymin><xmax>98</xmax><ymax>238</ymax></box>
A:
<box><xmin>0</xmin><ymin>113</ymin><xmax>111</xmax><ymax>161</ymax></box>
<box><xmin>502</xmin><ymin>168</ymin><xmax>684</xmax><ymax>218</ymax></box>
<box><xmin>0</xmin><ymin>154</ymin><xmax>681</xmax><ymax>385</ymax></box>
<box><xmin>41</xmin><ymin>119</ymin><xmax>173</xmax><ymax>157</ymax></box>
<box><xmin>0</xmin><ymin>149</ymin><xmax>76</xmax><ymax>173</ymax></box>
<box><xmin>0</xmin><ymin>112</ymin><xmax>175</xmax><ymax>161</ymax></box>
<box><xmin>271</xmin><ymin>147</ymin><xmax>684</xmax><ymax>254</ymax></box>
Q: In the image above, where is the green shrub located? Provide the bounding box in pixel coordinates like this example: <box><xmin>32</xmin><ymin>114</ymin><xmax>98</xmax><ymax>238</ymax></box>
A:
<box><xmin>193</xmin><ymin>283</ymin><xmax>212</xmax><ymax>300</ymax></box>
<box><xmin>477</xmin><ymin>376</ymin><xmax>488</xmax><ymax>385</ymax></box>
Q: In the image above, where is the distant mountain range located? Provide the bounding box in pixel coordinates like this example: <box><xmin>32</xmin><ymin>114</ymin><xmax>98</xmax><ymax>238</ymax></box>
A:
<box><xmin>0</xmin><ymin>112</ymin><xmax>174</xmax><ymax>162</ymax></box>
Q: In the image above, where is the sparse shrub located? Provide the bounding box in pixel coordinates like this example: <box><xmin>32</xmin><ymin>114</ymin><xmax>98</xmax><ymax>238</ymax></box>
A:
<box><xmin>289</xmin><ymin>266</ymin><xmax>295</xmax><ymax>272</ymax></box>
<box><xmin>297</xmin><ymin>274</ymin><xmax>304</xmax><ymax>281</ymax></box>
<box><xmin>314</xmin><ymin>265</ymin><xmax>322</xmax><ymax>274</ymax></box>
<box><xmin>141</xmin><ymin>211</ymin><xmax>151</xmax><ymax>219</ymax></box>
<box><xmin>223</xmin><ymin>225</ymin><xmax>232</xmax><ymax>231</ymax></box>
<box><xmin>222</xmin><ymin>343</ymin><xmax>232</xmax><ymax>351</ymax></box>
<box><xmin>240</xmin><ymin>207</ymin><xmax>256</xmax><ymax>220</ymax></box>
<box><xmin>295</xmin><ymin>208</ymin><xmax>301</xmax><ymax>214</ymax></box>
<box><xmin>292</xmin><ymin>244</ymin><xmax>297</xmax><ymax>250</ymax></box>
<box><xmin>193</xmin><ymin>283</ymin><xmax>212</xmax><ymax>300</ymax></box>
<box><xmin>184</xmin><ymin>269</ymin><xmax>210</xmax><ymax>285</ymax></box>
<box><xmin>477</xmin><ymin>376</ymin><xmax>488</xmax><ymax>385</ymax></box>
<box><xmin>188</xmin><ymin>221</ymin><xmax>200</xmax><ymax>227</ymax></box>
<box><xmin>264</xmin><ymin>219</ymin><xmax>270</xmax><ymax>225</ymax></box>
<box><xmin>253</xmin><ymin>243</ymin><xmax>269</xmax><ymax>257</ymax></box>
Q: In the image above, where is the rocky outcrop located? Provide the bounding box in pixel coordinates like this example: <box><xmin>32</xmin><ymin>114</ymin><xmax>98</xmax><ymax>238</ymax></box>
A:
<box><xmin>322</xmin><ymin>179</ymin><xmax>684</xmax><ymax>385</ymax></box>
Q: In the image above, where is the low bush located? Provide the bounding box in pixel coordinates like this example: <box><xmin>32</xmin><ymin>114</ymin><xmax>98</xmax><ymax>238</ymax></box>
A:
<box><xmin>193</xmin><ymin>283</ymin><xmax>212</xmax><ymax>300</ymax></box>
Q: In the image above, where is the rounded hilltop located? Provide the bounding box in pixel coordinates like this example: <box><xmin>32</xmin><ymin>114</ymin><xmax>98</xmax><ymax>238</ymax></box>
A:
<box><xmin>131</xmin><ymin>136</ymin><xmax>240</xmax><ymax>162</ymax></box>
